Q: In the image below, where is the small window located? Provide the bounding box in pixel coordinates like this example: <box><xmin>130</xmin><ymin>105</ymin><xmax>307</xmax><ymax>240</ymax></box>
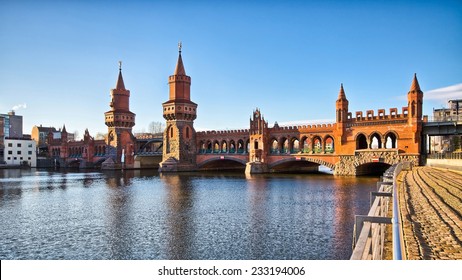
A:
<box><xmin>20</xmin><ymin>157</ymin><xmax>23</xmax><ymax>160</ymax></box>
<box><xmin>14</xmin><ymin>157</ymin><xmax>17</xmax><ymax>160</ymax></box>
<box><xmin>28</xmin><ymin>144</ymin><xmax>33</xmax><ymax>148</ymax></box>
<box><xmin>7</xmin><ymin>157</ymin><xmax>10</xmax><ymax>160</ymax></box>
<box><xmin>8</xmin><ymin>151</ymin><xmax>12</xmax><ymax>155</ymax></box>
<box><xmin>28</xmin><ymin>157</ymin><xmax>31</xmax><ymax>160</ymax></box>
<box><xmin>17</xmin><ymin>151</ymin><xmax>21</xmax><ymax>155</ymax></box>
<box><xmin>8</xmin><ymin>143</ymin><xmax>12</xmax><ymax>147</ymax></box>
<box><xmin>28</xmin><ymin>151</ymin><xmax>32</xmax><ymax>155</ymax></box>
<box><xmin>17</xmin><ymin>143</ymin><xmax>21</xmax><ymax>147</ymax></box>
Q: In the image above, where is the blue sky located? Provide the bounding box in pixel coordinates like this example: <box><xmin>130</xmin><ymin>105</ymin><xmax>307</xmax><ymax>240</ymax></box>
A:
<box><xmin>1</xmin><ymin>0</ymin><xmax>461</xmax><ymax>138</ymax></box>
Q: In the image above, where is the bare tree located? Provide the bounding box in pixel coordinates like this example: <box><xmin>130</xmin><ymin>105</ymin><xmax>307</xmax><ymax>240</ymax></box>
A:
<box><xmin>148</xmin><ymin>121</ymin><xmax>165</xmax><ymax>134</ymax></box>
<box><xmin>95</xmin><ymin>132</ymin><xmax>107</xmax><ymax>140</ymax></box>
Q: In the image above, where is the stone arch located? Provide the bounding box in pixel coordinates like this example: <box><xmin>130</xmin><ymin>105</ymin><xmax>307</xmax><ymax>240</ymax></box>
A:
<box><xmin>300</xmin><ymin>136</ymin><xmax>310</xmax><ymax>153</ymax></box>
<box><xmin>384</xmin><ymin>131</ymin><xmax>398</xmax><ymax>149</ymax></box>
<box><xmin>237</xmin><ymin>139</ymin><xmax>245</xmax><ymax>154</ymax></box>
<box><xmin>324</xmin><ymin>135</ymin><xmax>335</xmax><ymax>153</ymax></box>
<box><xmin>269</xmin><ymin>157</ymin><xmax>335</xmax><ymax>170</ymax></box>
<box><xmin>280</xmin><ymin>137</ymin><xmax>289</xmax><ymax>153</ymax></box>
<box><xmin>270</xmin><ymin>138</ymin><xmax>279</xmax><ymax>154</ymax></box>
<box><xmin>369</xmin><ymin>132</ymin><xmax>383</xmax><ymax>149</ymax></box>
<box><xmin>356</xmin><ymin>133</ymin><xmax>368</xmax><ymax>150</ymax></box>
<box><xmin>199</xmin><ymin>140</ymin><xmax>206</xmax><ymax>153</ymax></box>
<box><xmin>213</xmin><ymin>140</ymin><xmax>220</xmax><ymax>153</ymax></box>
<box><xmin>229</xmin><ymin>140</ymin><xmax>236</xmax><ymax>153</ymax></box>
<box><xmin>290</xmin><ymin>137</ymin><xmax>300</xmax><ymax>153</ymax></box>
<box><xmin>312</xmin><ymin>135</ymin><xmax>322</xmax><ymax>153</ymax></box>
<box><xmin>198</xmin><ymin>156</ymin><xmax>247</xmax><ymax>168</ymax></box>
<box><xmin>245</xmin><ymin>139</ymin><xmax>250</xmax><ymax>154</ymax></box>
<box><xmin>206</xmin><ymin>140</ymin><xmax>212</xmax><ymax>153</ymax></box>
<box><xmin>221</xmin><ymin>140</ymin><xmax>228</xmax><ymax>153</ymax></box>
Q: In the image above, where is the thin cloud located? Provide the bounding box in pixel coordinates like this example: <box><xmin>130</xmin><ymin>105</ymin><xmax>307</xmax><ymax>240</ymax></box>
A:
<box><xmin>425</xmin><ymin>83</ymin><xmax>462</xmax><ymax>101</ymax></box>
<box><xmin>11</xmin><ymin>103</ymin><xmax>27</xmax><ymax>111</ymax></box>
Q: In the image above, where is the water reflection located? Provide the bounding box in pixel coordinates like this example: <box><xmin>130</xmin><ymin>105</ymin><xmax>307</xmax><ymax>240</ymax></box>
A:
<box><xmin>0</xmin><ymin>169</ymin><xmax>378</xmax><ymax>259</ymax></box>
<box><xmin>160</xmin><ymin>174</ymin><xmax>195</xmax><ymax>259</ymax></box>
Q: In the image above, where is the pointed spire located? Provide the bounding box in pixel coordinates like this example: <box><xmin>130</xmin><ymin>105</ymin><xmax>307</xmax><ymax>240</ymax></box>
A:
<box><xmin>174</xmin><ymin>42</ymin><xmax>186</xmax><ymax>76</ymax></box>
<box><xmin>115</xmin><ymin>61</ymin><xmax>126</xmax><ymax>90</ymax></box>
<box><xmin>409</xmin><ymin>73</ymin><xmax>421</xmax><ymax>92</ymax></box>
<box><xmin>338</xmin><ymin>83</ymin><xmax>347</xmax><ymax>100</ymax></box>
<box><xmin>62</xmin><ymin>124</ymin><xmax>67</xmax><ymax>133</ymax></box>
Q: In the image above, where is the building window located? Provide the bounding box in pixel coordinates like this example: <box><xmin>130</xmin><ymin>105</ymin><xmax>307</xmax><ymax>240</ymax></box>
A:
<box><xmin>28</xmin><ymin>157</ymin><xmax>31</xmax><ymax>160</ymax></box>
<box><xmin>17</xmin><ymin>151</ymin><xmax>21</xmax><ymax>155</ymax></box>
<box><xmin>28</xmin><ymin>144</ymin><xmax>33</xmax><ymax>148</ymax></box>
<box><xmin>7</xmin><ymin>157</ymin><xmax>10</xmax><ymax>160</ymax></box>
<box><xmin>14</xmin><ymin>157</ymin><xmax>17</xmax><ymax>160</ymax></box>
<box><xmin>17</xmin><ymin>143</ymin><xmax>21</xmax><ymax>147</ymax></box>
<box><xmin>8</xmin><ymin>143</ymin><xmax>12</xmax><ymax>147</ymax></box>
<box><xmin>8</xmin><ymin>151</ymin><xmax>12</xmax><ymax>155</ymax></box>
<box><xmin>28</xmin><ymin>151</ymin><xmax>32</xmax><ymax>155</ymax></box>
<box><xmin>20</xmin><ymin>157</ymin><xmax>23</xmax><ymax>160</ymax></box>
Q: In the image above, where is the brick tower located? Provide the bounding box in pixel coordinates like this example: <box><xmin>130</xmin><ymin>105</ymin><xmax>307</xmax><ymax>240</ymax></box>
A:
<box><xmin>245</xmin><ymin>108</ymin><xmax>270</xmax><ymax>174</ymax></box>
<box><xmin>159</xmin><ymin>43</ymin><xmax>198</xmax><ymax>172</ymax></box>
<box><xmin>104</xmin><ymin>62</ymin><xmax>136</xmax><ymax>165</ymax></box>
<box><xmin>407</xmin><ymin>73</ymin><xmax>424</xmax><ymax>154</ymax></box>
<box><xmin>335</xmin><ymin>83</ymin><xmax>349</xmax><ymax>145</ymax></box>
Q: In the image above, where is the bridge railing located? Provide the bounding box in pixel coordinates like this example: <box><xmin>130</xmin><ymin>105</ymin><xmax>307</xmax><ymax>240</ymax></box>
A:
<box><xmin>427</xmin><ymin>152</ymin><xmax>462</xmax><ymax>159</ymax></box>
<box><xmin>351</xmin><ymin>164</ymin><xmax>405</xmax><ymax>260</ymax></box>
<box><xmin>425</xmin><ymin>115</ymin><xmax>462</xmax><ymax>122</ymax></box>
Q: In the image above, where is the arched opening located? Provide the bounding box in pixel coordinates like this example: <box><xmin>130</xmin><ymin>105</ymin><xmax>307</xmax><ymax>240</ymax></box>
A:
<box><xmin>281</xmin><ymin>137</ymin><xmax>289</xmax><ymax>153</ymax></box>
<box><xmin>325</xmin><ymin>136</ymin><xmax>334</xmax><ymax>153</ymax></box>
<box><xmin>254</xmin><ymin>140</ymin><xmax>259</xmax><ymax>150</ymax></box>
<box><xmin>270</xmin><ymin>138</ymin><xmax>278</xmax><ymax>154</ymax></box>
<box><xmin>170</xmin><ymin>127</ymin><xmax>174</xmax><ymax>138</ymax></box>
<box><xmin>291</xmin><ymin>138</ymin><xmax>300</xmax><ymax>153</ymax></box>
<box><xmin>301</xmin><ymin>136</ymin><xmax>310</xmax><ymax>153</ymax></box>
<box><xmin>245</xmin><ymin>139</ymin><xmax>250</xmax><ymax>154</ymax></box>
<box><xmin>356</xmin><ymin>162</ymin><xmax>391</xmax><ymax>176</ymax></box>
<box><xmin>313</xmin><ymin>136</ymin><xmax>322</xmax><ymax>153</ymax></box>
<box><xmin>370</xmin><ymin>133</ymin><xmax>382</xmax><ymax>149</ymax></box>
<box><xmin>199</xmin><ymin>158</ymin><xmax>246</xmax><ymax>171</ymax></box>
<box><xmin>221</xmin><ymin>140</ymin><xmax>228</xmax><ymax>153</ymax></box>
<box><xmin>356</xmin><ymin>134</ymin><xmax>368</xmax><ymax>150</ymax></box>
<box><xmin>213</xmin><ymin>141</ymin><xmax>220</xmax><ymax>153</ymax></box>
<box><xmin>185</xmin><ymin>126</ymin><xmax>190</xmax><ymax>139</ymax></box>
<box><xmin>270</xmin><ymin>159</ymin><xmax>323</xmax><ymax>173</ymax></box>
<box><xmin>229</xmin><ymin>140</ymin><xmax>236</xmax><ymax>153</ymax></box>
<box><xmin>385</xmin><ymin>132</ymin><xmax>398</xmax><ymax>149</ymax></box>
<box><xmin>206</xmin><ymin>141</ymin><xmax>212</xmax><ymax>153</ymax></box>
<box><xmin>237</xmin><ymin>140</ymin><xmax>245</xmax><ymax>154</ymax></box>
<box><xmin>199</xmin><ymin>141</ymin><xmax>205</xmax><ymax>153</ymax></box>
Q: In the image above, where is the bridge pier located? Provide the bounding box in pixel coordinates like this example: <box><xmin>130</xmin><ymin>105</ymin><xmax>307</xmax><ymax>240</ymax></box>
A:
<box><xmin>245</xmin><ymin>162</ymin><xmax>269</xmax><ymax>174</ymax></box>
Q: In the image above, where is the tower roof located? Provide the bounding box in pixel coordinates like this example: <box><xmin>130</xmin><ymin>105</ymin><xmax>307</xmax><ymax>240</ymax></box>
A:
<box><xmin>115</xmin><ymin>61</ymin><xmax>126</xmax><ymax>90</ymax></box>
<box><xmin>62</xmin><ymin>124</ymin><xmax>67</xmax><ymax>133</ymax></box>
<box><xmin>337</xmin><ymin>83</ymin><xmax>347</xmax><ymax>100</ymax></box>
<box><xmin>174</xmin><ymin>42</ymin><xmax>186</xmax><ymax>76</ymax></box>
<box><xmin>409</xmin><ymin>73</ymin><xmax>421</xmax><ymax>92</ymax></box>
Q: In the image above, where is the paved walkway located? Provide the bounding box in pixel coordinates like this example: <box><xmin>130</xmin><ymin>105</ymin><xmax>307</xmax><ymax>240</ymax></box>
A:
<box><xmin>398</xmin><ymin>166</ymin><xmax>462</xmax><ymax>259</ymax></box>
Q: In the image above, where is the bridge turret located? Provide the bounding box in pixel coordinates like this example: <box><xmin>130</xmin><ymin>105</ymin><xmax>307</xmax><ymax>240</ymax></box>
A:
<box><xmin>407</xmin><ymin>73</ymin><xmax>424</xmax><ymax>154</ymax></box>
<box><xmin>336</xmin><ymin>83</ymin><xmax>349</xmax><ymax>123</ymax></box>
<box><xmin>104</xmin><ymin>62</ymin><xmax>136</xmax><ymax>165</ymax></box>
<box><xmin>159</xmin><ymin>43</ymin><xmax>198</xmax><ymax>172</ymax></box>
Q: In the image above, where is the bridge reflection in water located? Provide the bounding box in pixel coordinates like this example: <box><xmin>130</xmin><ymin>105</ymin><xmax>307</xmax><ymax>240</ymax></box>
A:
<box><xmin>0</xmin><ymin>169</ymin><xmax>378</xmax><ymax>259</ymax></box>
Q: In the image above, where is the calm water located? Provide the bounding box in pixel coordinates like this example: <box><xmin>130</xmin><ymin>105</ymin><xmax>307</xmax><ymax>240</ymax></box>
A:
<box><xmin>0</xmin><ymin>169</ymin><xmax>378</xmax><ymax>260</ymax></box>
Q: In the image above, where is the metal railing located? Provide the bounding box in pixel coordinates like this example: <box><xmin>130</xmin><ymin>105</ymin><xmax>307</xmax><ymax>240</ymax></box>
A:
<box><xmin>427</xmin><ymin>152</ymin><xmax>462</xmax><ymax>160</ymax></box>
<box><xmin>351</xmin><ymin>164</ymin><xmax>408</xmax><ymax>260</ymax></box>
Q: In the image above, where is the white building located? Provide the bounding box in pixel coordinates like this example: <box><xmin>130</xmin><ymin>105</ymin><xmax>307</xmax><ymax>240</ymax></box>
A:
<box><xmin>4</xmin><ymin>138</ymin><xmax>37</xmax><ymax>167</ymax></box>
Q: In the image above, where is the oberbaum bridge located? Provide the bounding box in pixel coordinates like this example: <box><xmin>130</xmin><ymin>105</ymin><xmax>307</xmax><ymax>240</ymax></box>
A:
<box><xmin>47</xmin><ymin>46</ymin><xmax>462</xmax><ymax>176</ymax></box>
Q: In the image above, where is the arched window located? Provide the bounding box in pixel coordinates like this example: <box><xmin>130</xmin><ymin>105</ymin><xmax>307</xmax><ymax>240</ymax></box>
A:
<box><xmin>385</xmin><ymin>132</ymin><xmax>398</xmax><ymax>149</ymax></box>
<box><xmin>170</xmin><ymin>127</ymin><xmax>174</xmax><ymax>138</ymax></box>
<box><xmin>186</xmin><ymin>127</ymin><xmax>190</xmax><ymax>138</ymax></box>
<box><xmin>270</xmin><ymin>139</ymin><xmax>278</xmax><ymax>154</ymax></box>
<box><xmin>291</xmin><ymin>138</ymin><xmax>300</xmax><ymax>153</ymax></box>
<box><xmin>221</xmin><ymin>141</ymin><xmax>228</xmax><ymax>153</ymax></box>
<box><xmin>325</xmin><ymin>136</ymin><xmax>334</xmax><ymax>153</ymax></box>
<box><xmin>213</xmin><ymin>141</ymin><xmax>220</xmax><ymax>153</ymax></box>
<box><xmin>356</xmin><ymin>134</ymin><xmax>367</xmax><ymax>150</ymax></box>
<box><xmin>281</xmin><ymin>137</ymin><xmax>289</xmax><ymax>153</ymax></box>
<box><xmin>237</xmin><ymin>140</ymin><xmax>245</xmax><ymax>154</ymax></box>
<box><xmin>313</xmin><ymin>137</ymin><xmax>322</xmax><ymax>153</ymax></box>
<box><xmin>370</xmin><ymin>133</ymin><xmax>382</xmax><ymax>149</ymax></box>
<box><xmin>229</xmin><ymin>140</ymin><xmax>236</xmax><ymax>153</ymax></box>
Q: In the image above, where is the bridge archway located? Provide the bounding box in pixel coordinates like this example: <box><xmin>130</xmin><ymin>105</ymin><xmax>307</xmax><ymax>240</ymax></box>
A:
<box><xmin>270</xmin><ymin>138</ymin><xmax>278</xmax><ymax>154</ymax></box>
<box><xmin>269</xmin><ymin>157</ymin><xmax>335</xmax><ymax>173</ymax></box>
<box><xmin>290</xmin><ymin>137</ymin><xmax>300</xmax><ymax>153</ymax></box>
<box><xmin>312</xmin><ymin>136</ymin><xmax>322</xmax><ymax>153</ymax></box>
<box><xmin>324</xmin><ymin>135</ymin><xmax>335</xmax><ymax>153</ymax></box>
<box><xmin>355</xmin><ymin>162</ymin><xmax>391</xmax><ymax>176</ymax></box>
<box><xmin>198</xmin><ymin>157</ymin><xmax>247</xmax><ymax>171</ymax></box>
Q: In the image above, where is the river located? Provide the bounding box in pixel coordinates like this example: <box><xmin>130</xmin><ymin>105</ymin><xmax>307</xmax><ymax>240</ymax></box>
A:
<box><xmin>0</xmin><ymin>169</ymin><xmax>378</xmax><ymax>260</ymax></box>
